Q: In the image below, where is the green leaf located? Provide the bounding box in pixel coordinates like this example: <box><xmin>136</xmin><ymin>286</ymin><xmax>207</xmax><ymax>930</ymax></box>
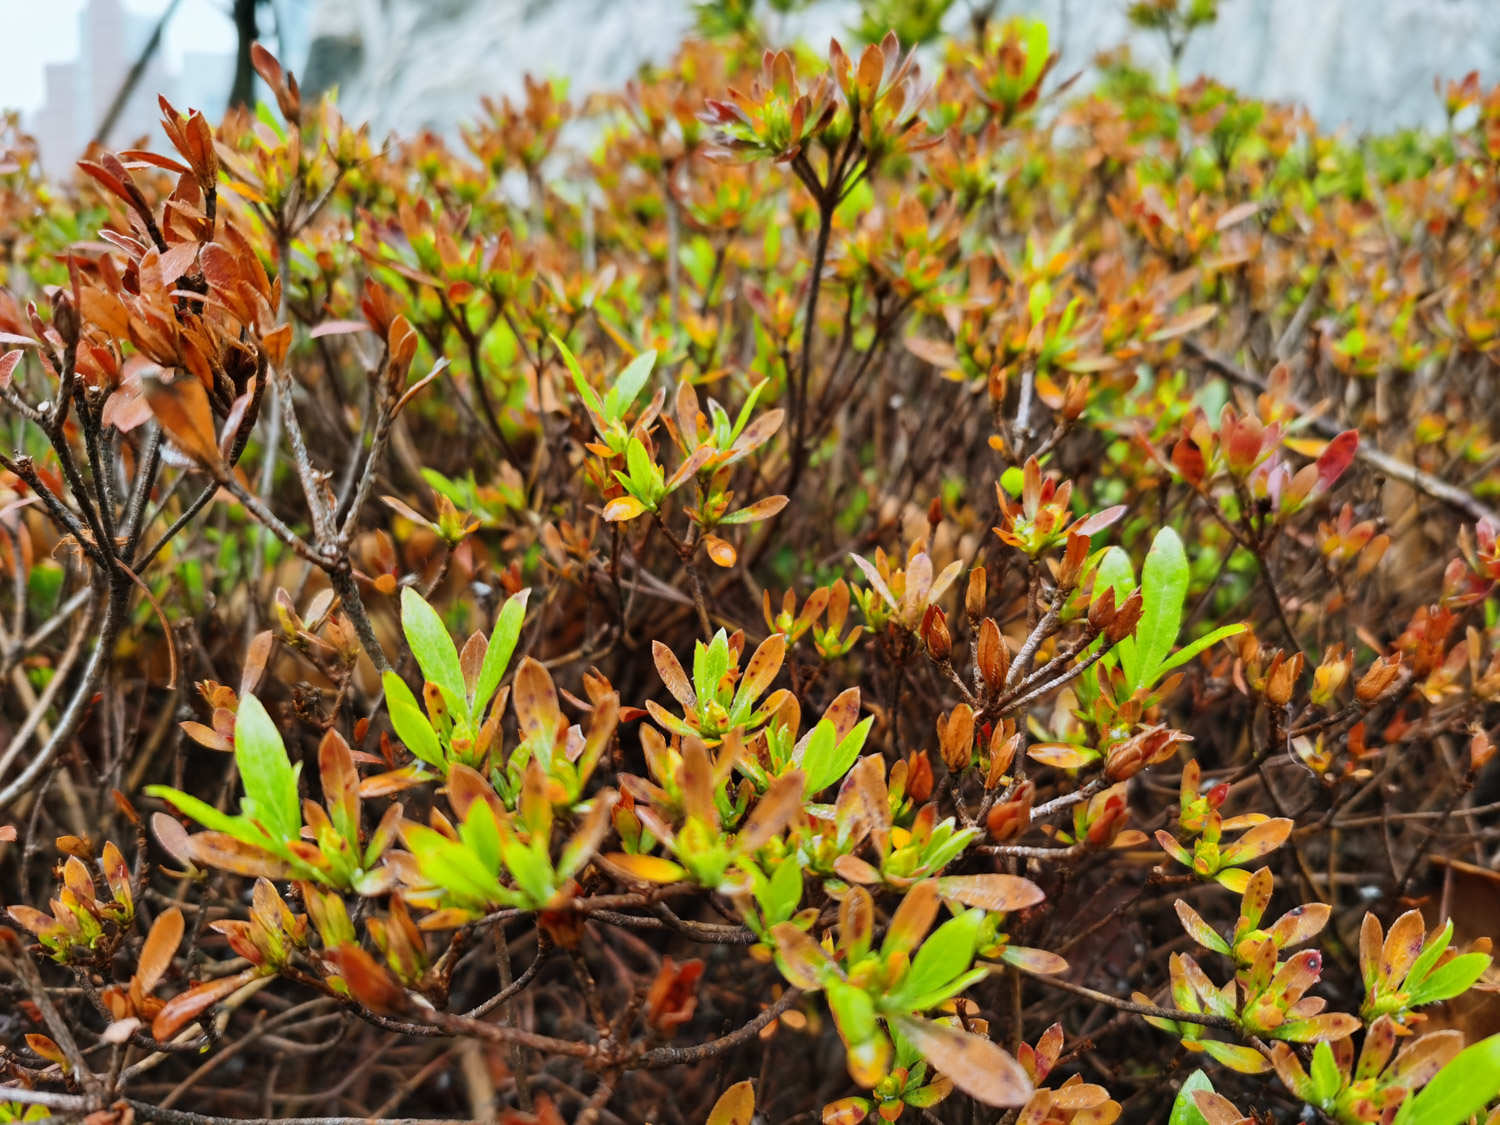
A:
<box><xmin>1405</xmin><ymin>921</ymin><xmax>1456</xmax><ymax>991</ymax></box>
<box><xmin>234</xmin><ymin>694</ymin><xmax>302</xmax><ymax>842</ymax></box>
<box><xmin>767</xmin><ymin>855</ymin><xmax>803</xmax><ymax>921</ymax></box>
<box><xmin>1407</xmin><ymin>952</ymin><xmax>1492</xmax><ymax>1007</ymax></box>
<box><xmin>406</xmin><ymin>825</ymin><xmax>507</xmax><ymax>908</ymax></box>
<box><xmin>1395</xmin><ymin>1034</ymin><xmax>1500</xmax><ymax>1125</ymax></box>
<box><xmin>144</xmin><ymin>786</ymin><xmax>262</xmax><ymax>847</ymax></box>
<box><xmin>1156</xmin><ymin>622</ymin><xmax>1248</xmax><ymax>676</ymax></box>
<box><xmin>802</xmin><ymin>717</ymin><xmax>873</xmax><ymax>796</ymax></box>
<box><xmin>1135</xmin><ymin>527</ymin><xmax>1189</xmax><ymax>690</ymax></box>
<box><xmin>1309</xmin><ymin>1040</ymin><xmax>1342</xmax><ymax>1103</ymax></box>
<box><xmin>474</xmin><ymin>589</ymin><xmax>528</xmax><ymax>717</ymax></box>
<box><xmin>898</xmin><ymin>911</ymin><xmax>983</xmax><ymax>1010</ymax></box>
<box><xmin>400</xmin><ymin>587</ymin><xmax>467</xmax><ymax>717</ymax></box>
<box><xmin>729</xmin><ymin>379</ymin><xmax>767</xmax><ymax>444</ymax></box>
<box><xmin>1168</xmin><ymin>1069</ymin><xmax>1215</xmax><ymax>1125</ymax></box>
<box><xmin>554</xmin><ymin>334</ymin><xmax>605</xmax><ymax>422</ymax></box>
<box><xmin>457</xmin><ymin>801</ymin><xmax>503</xmax><ymax>875</ymax></box>
<box><xmin>695</xmin><ymin>632</ymin><xmax>733</xmax><ymax>705</ymax></box>
<box><xmin>383</xmin><ymin>669</ymin><xmax>446</xmax><ymax>769</ymax></box>
<box><xmin>827</xmin><ymin>978</ymin><xmax>879</xmax><ymax>1046</ymax></box>
<box><xmin>604</xmin><ymin>349</ymin><xmax>657</xmax><ymax>420</ymax></box>
<box><xmin>903</xmin><ymin>966</ymin><xmax>990</xmax><ymax>1013</ymax></box>
<box><xmin>625</xmin><ymin>437</ymin><xmax>660</xmax><ymax>500</ymax></box>
<box><xmin>502</xmin><ymin>838</ymin><xmax>555</xmax><ymax>907</ymax></box>
<box><xmin>1095</xmin><ymin>546</ymin><xmax>1137</xmax><ymax>682</ymax></box>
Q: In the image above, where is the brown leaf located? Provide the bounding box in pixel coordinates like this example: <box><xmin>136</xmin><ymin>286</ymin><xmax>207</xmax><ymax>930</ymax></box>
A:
<box><xmin>884</xmin><ymin>880</ymin><xmax>939</xmax><ymax>956</ymax></box>
<box><xmin>240</xmin><ymin>631</ymin><xmax>274</xmax><ymax>699</ymax></box>
<box><xmin>936</xmin><ymin>874</ymin><xmax>1045</xmax><ymax>913</ymax></box>
<box><xmin>142</xmin><ymin>371</ymin><xmax>221</xmax><ymax>469</ymax></box>
<box><xmin>512</xmin><ymin>657</ymin><xmax>562</xmax><ymax>745</ymax></box>
<box><xmin>137</xmin><ymin>908</ymin><xmax>184</xmax><ymax>995</ymax></box>
<box><xmin>1148</xmin><ymin>304</ymin><xmax>1218</xmax><ymax>343</ymax></box>
<box><xmin>318</xmin><ymin>729</ymin><xmax>360</xmax><ymax>836</ymax></box>
<box><xmin>152</xmin><ymin>968</ymin><xmax>258</xmax><ymax>1040</ymax></box>
<box><xmin>186</xmin><ymin>832</ymin><xmax>295</xmax><ymax>878</ymax></box>
<box><xmin>738</xmin><ymin>633</ymin><xmax>786</xmax><ymax>704</ymax></box>
<box><xmin>891</xmin><ymin>1014</ymin><xmax>1032</xmax><ymax>1107</ymax></box>
<box><xmin>326</xmin><ymin>944</ymin><xmax>408</xmax><ymax>1014</ymax></box>
<box><xmin>736</xmin><ymin>770</ymin><xmax>803</xmax><ymax>854</ymax></box>
<box><xmin>652</xmin><ymin>641</ymin><xmax>697</xmax><ymax>708</ymax></box>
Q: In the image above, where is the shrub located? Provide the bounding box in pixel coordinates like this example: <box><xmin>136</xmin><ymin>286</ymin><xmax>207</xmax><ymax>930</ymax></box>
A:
<box><xmin>2</xmin><ymin>14</ymin><xmax>1500</xmax><ymax>1125</ymax></box>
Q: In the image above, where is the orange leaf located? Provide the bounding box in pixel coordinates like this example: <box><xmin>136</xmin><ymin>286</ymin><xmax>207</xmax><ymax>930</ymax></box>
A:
<box><xmin>151</xmin><ymin>968</ymin><xmax>258</xmax><ymax>1040</ymax></box>
<box><xmin>600</xmin><ymin>852</ymin><xmax>687</xmax><ymax>884</ymax></box>
<box><xmin>143</xmin><ymin>371</ymin><xmax>221</xmax><ymax>469</ymax></box>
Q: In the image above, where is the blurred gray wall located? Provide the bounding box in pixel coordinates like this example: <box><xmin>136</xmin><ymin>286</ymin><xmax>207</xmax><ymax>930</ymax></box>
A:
<box><xmin>303</xmin><ymin>0</ymin><xmax>1500</xmax><ymax>137</ymax></box>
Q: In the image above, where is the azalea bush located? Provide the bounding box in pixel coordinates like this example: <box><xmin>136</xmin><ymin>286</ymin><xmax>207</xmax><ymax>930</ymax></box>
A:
<box><xmin>3</xmin><ymin>7</ymin><xmax>1500</xmax><ymax>1124</ymax></box>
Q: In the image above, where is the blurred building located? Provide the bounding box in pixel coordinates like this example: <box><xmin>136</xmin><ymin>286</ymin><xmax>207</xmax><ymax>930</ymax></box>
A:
<box><xmin>26</xmin><ymin>0</ymin><xmax>313</xmax><ymax>176</ymax></box>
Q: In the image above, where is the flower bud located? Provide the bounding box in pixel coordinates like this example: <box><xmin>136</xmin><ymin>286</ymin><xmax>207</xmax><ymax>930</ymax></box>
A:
<box><xmin>1084</xmin><ymin>787</ymin><xmax>1130</xmax><ymax>848</ymax></box>
<box><xmin>905</xmin><ymin>749</ymin><xmax>934</xmax><ymax>803</ymax></box>
<box><xmin>1355</xmin><ymin>653</ymin><xmax>1404</xmax><ymax>703</ymax></box>
<box><xmin>936</xmin><ymin>703</ymin><xmax>975</xmax><ymax>771</ymax></box>
<box><xmin>1058</xmin><ymin>532</ymin><xmax>1089</xmax><ymax>590</ymax></box>
<box><xmin>921</xmin><ymin>604</ymin><xmax>951</xmax><ymax>663</ymax></box>
<box><xmin>1062</xmin><ymin>375</ymin><xmax>1088</xmax><ymax>421</ymax></box>
<box><xmin>977</xmin><ymin>617</ymin><xmax>1009</xmax><ymax>691</ymax></box>
<box><xmin>965</xmin><ymin>565</ymin><xmax>988</xmax><ymax>621</ymax></box>
<box><xmin>986</xmin><ymin>725</ymin><xmax>1019</xmax><ymax>789</ymax></box>
<box><xmin>50</xmin><ymin>289</ymin><xmax>80</xmax><ymax>346</ymax></box>
<box><xmin>1088</xmin><ymin>587</ymin><xmax>1117</xmax><ymax>633</ymax></box>
<box><xmin>986</xmin><ymin>782</ymin><xmax>1033</xmax><ymax>842</ymax></box>
<box><xmin>1469</xmin><ymin>727</ymin><xmax>1495</xmax><ymax>773</ymax></box>
<box><xmin>1106</xmin><ymin>591</ymin><xmax>1143</xmax><ymax>643</ymax></box>
<box><xmin>1310</xmin><ymin>646</ymin><xmax>1351</xmax><ymax>705</ymax></box>
<box><xmin>1105</xmin><ymin>737</ymin><xmax>1149</xmax><ymax>783</ymax></box>
<box><xmin>1265</xmin><ymin>650</ymin><xmax>1304</xmax><ymax>707</ymax></box>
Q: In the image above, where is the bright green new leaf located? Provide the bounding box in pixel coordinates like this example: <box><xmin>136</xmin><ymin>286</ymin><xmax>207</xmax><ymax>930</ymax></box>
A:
<box><xmin>406</xmin><ymin>825</ymin><xmax>509</xmax><ymax>908</ymax></box>
<box><xmin>1136</xmin><ymin>527</ymin><xmax>1189</xmax><ymax>688</ymax></box>
<box><xmin>234</xmin><ymin>694</ymin><xmax>302</xmax><ymax>842</ymax></box>
<box><xmin>400</xmin><ymin>586</ymin><xmax>467</xmax><ymax>716</ymax></box>
<box><xmin>1408</xmin><ymin>951</ymin><xmax>1492</xmax><ymax>1007</ymax></box>
<box><xmin>800</xmin><ymin>716</ymin><xmax>873</xmax><ymax>796</ymax></box>
<box><xmin>383</xmin><ymin>669</ymin><xmax>445</xmax><ymax>769</ymax></box>
<box><xmin>1309</xmin><ymin>1040</ymin><xmax>1341</xmax><ymax>1102</ymax></box>
<box><xmin>604</xmin><ymin>349</ymin><xmax>657</xmax><ymax>420</ymax></box>
<box><xmin>554</xmin><ymin>334</ymin><xmax>605</xmax><ymax>422</ymax></box>
<box><xmin>898</xmin><ymin>910</ymin><xmax>984</xmax><ymax>1010</ymax></box>
<box><xmin>144</xmin><ymin>786</ymin><xmax>264</xmax><ymax>847</ymax></box>
<box><xmin>1395</xmin><ymin>1034</ymin><xmax>1500</xmax><ymax>1125</ymax></box>
<box><xmin>827</xmin><ymin>977</ymin><xmax>880</xmax><ymax>1046</ymax></box>
<box><xmin>1155</xmin><ymin>623</ymin><xmax>1248</xmax><ymax>677</ymax></box>
<box><xmin>473</xmin><ymin>588</ymin><xmax>528</xmax><ymax>717</ymax></box>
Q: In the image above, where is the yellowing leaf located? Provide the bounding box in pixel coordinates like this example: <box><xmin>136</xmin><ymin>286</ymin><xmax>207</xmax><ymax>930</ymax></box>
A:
<box><xmin>603</xmin><ymin>495</ymin><xmax>648</xmax><ymax>522</ymax></box>
<box><xmin>601</xmin><ymin>852</ymin><xmax>687</xmax><ymax>884</ymax></box>
<box><xmin>706</xmin><ymin>1080</ymin><xmax>755</xmax><ymax>1125</ymax></box>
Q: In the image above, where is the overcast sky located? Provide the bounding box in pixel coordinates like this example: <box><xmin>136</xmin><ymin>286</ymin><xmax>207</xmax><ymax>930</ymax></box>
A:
<box><xmin>0</xmin><ymin>0</ymin><xmax>238</xmax><ymax>115</ymax></box>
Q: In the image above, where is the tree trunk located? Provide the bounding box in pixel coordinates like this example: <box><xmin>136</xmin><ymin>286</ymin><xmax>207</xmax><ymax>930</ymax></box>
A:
<box><xmin>229</xmin><ymin>0</ymin><xmax>259</xmax><ymax>109</ymax></box>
